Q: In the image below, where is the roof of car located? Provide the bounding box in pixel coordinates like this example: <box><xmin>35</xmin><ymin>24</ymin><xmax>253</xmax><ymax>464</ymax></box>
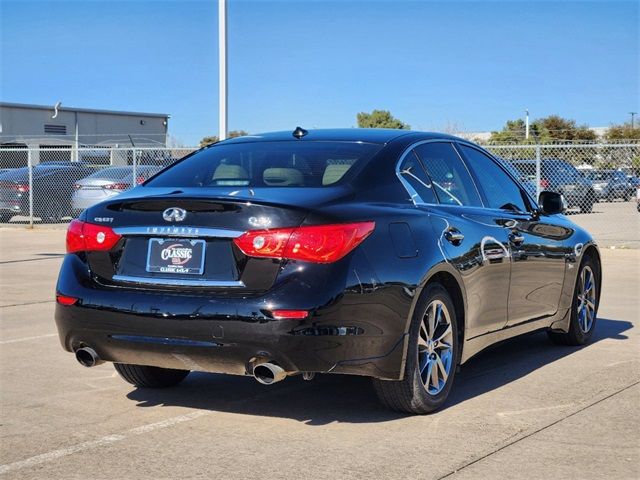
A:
<box><xmin>218</xmin><ymin>128</ymin><xmax>459</xmax><ymax>145</ymax></box>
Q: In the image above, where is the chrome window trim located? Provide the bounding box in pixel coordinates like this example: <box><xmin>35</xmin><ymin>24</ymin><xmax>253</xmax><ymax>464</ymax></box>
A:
<box><xmin>395</xmin><ymin>139</ymin><xmax>486</xmax><ymax>208</ymax></box>
<box><xmin>112</xmin><ymin>274</ymin><xmax>245</xmax><ymax>288</ymax></box>
<box><xmin>113</xmin><ymin>226</ymin><xmax>244</xmax><ymax>238</ymax></box>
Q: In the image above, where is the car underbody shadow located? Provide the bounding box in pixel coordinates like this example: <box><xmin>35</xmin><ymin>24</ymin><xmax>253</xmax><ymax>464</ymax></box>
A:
<box><xmin>125</xmin><ymin>317</ymin><xmax>631</xmax><ymax>424</ymax></box>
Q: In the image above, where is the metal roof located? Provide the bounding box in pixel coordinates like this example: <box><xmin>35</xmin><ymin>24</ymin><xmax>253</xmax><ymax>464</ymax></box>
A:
<box><xmin>0</xmin><ymin>102</ymin><xmax>169</xmax><ymax>119</ymax></box>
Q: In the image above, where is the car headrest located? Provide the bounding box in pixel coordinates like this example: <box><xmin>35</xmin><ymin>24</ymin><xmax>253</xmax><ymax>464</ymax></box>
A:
<box><xmin>263</xmin><ymin>168</ymin><xmax>304</xmax><ymax>186</ymax></box>
<box><xmin>322</xmin><ymin>164</ymin><xmax>351</xmax><ymax>186</ymax></box>
<box><xmin>212</xmin><ymin>164</ymin><xmax>249</xmax><ymax>185</ymax></box>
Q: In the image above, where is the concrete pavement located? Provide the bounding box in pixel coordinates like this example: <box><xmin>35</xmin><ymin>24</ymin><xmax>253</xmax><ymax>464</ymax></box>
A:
<box><xmin>0</xmin><ymin>228</ymin><xmax>638</xmax><ymax>479</ymax></box>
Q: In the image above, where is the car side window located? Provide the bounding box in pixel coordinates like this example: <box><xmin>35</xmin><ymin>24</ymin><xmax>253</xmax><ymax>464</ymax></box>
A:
<box><xmin>458</xmin><ymin>145</ymin><xmax>529</xmax><ymax>213</ymax></box>
<box><xmin>398</xmin><ymin>151</ymin><xmax>437</xmax><ymax>204</ymax></box>
<box><xmin>413</xmin><ymin>142</ymin><xmax>482</xmax><ymax>207</ymax></box>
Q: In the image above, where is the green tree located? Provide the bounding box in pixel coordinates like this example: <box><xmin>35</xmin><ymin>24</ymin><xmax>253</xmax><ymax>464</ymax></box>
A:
<box><xmin>490</xmin><ymin>115</ymin><xmax>597</xmax><ymax>144</ymax></box>
<box><xmin>604</xmin><ymin>123</ymin><xmax>640</xmax><ymax>141</ymax></box>
<box><xmin>357</xmin><ymin>110</ymin><xmax>410</xmax><ymax>129</ymax></box>
<box><xmin>199</xmin><ymin>130</ymin><xmax>249</xmax><ymax>148</ymax></box>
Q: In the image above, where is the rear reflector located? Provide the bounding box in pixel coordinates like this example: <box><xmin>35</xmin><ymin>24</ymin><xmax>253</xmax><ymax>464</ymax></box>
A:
<box><xmin>233</xmin><ymin>221</ymin><xmax>375</xmax><ymax>263</ymax></box>
<box><xmin>271</xmin><ymin>309</ymin><xmax>308</xmax><ymax>319</ymax></box>
<box><xmin>56</xmin><ymin>294</ymin><xmax>78</xmax><ymax>306</ymax></box>
<box><xmin>66</xmin><ymin>219</ymin><xmax>122</xmax><ymax>253</ymax></box>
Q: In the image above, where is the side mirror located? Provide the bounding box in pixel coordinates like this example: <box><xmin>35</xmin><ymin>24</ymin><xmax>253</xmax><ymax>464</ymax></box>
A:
<box><xmin>538</xmin><ymin>191</ymin><xmax>566</xmax><ymax>215</ymax></box>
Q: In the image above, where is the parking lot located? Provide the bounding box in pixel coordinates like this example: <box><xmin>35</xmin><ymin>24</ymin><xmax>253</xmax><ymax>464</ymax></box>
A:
<box><xmin>0</xmin><ymin>228</ymin><xmax>638</xmax><ymax>479</ymax></box>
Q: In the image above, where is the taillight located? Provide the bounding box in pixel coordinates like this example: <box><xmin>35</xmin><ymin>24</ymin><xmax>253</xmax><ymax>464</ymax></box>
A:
<box><xmin>0</xmin><ymin>183</ymin><xmax>30</xmax><ymax>192</ymax></box>
<box><xmin>73</xmin><ymin>184</ymin><xmax>82</xmax><ymax>190</ymax></box>
<box><xmin>103</xmin><ymin>183</ymin><xmax>130</xmax><ymax>191</ymax></box>
<box><xmin>271</xmin><ymin>309</ymin><xmax>309</xmax><ymax>319</ymax></box>
<box><xmin>56</xmin><ymin>294</ymin><xmax>78</xmax><ymax>306</ymax></box>
<box><xmin>233</xmin><ymin>222</ymin><xmax>375</xmax><ymax>263</ymax></box>
<box><xmin>66</xmin><ymin>219</ymin><xmax>122</xmax><ymax>253</ymax></box>
<box><xmin>136</xmin><ymin>175</ymin><xmax>145</xmax><ymax>184</ymax></box>
<box><xmin>540</xmin><ymin>178</ymin><xmax>550</xmax><ymax>190</ymax></box>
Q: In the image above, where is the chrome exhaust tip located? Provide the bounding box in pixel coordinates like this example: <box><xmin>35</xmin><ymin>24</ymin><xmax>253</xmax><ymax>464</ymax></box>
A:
<box><xmin>253</xmin><ymin>362</ymin><xmax>287</xmax><ymax>385</ymax></box>
<box><xmin>75</xmin><ymin>347</ymin><xmax>103</xmax><ymax>368</ymax></box>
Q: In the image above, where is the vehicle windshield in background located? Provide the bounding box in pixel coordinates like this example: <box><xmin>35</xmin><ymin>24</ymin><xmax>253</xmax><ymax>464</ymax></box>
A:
<box><xmin>83</xmin><ymin>167</ymin><xmax>133</xmax><ymax>181</ymax></box>
<box><xmin>144</xmin><ymin>141</ymin><xmax>383</xmax><ymax>188</ymax></box>
<box><xmin>584</xmin><ymin>171</ymin><xmax>613</xmax><ymax>181</ymax></box>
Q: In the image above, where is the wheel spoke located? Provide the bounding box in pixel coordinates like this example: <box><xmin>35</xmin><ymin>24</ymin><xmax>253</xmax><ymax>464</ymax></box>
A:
<box><xmin>427</xmin><ymin>303</ymin><xmax>437</xmax><ymax>338</ymax></box>
<box><xmin>430</xmin><ymin>358</ymin><xmax>439</xmax><ymax>390</ymax></box>
<box><xmin>435</xmin><ymin>354</ymin><xmax>448</xmax><ymax>382</ymax></box>
<box><xmin>434</xmin><ymin>323</ymin><xmax>452</xmax><ymax>343</ymax></box>
<box><xmin>422</xmin><ymin>360</ymin><xmax>433</xmax><ymax>387</ymax></box>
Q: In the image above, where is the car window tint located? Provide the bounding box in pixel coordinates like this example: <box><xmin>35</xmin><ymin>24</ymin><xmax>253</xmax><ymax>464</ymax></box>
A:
<box><xmin>145</xmin><ymin>141</ymin><xmax>382</xmax><ymax>188</ymax></box>
<box><xmin>398</xmin><ymin>151</ymin><xmax>437</xmax><ymax>204</ymax></box>
<box><xmin>413</xmin><ymin>142</ymin><xmax>482</xmax><ymax>207</ymax></box>
<box><xmin>459</xmin><ymin>145</ymin><xmax>528</xmax><ymax>212</ymax></box>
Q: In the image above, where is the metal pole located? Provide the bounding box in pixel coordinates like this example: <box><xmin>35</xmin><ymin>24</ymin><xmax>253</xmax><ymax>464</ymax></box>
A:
<box><xmin>74</xmin><ymin>111</ymin><xmax>79</xmax><ymax>162</ymax></box>
<box><xmin>218</xmin><ymin>0</ymin><xmax>228</xmax><ymax>141</ymax></box>
<box><xmin>132</xmin><ymin>148</ymin><xmax>137</xmax><ymax>187</ymax></box>
<box><xmin>525</xmin><ymin>109</ymin><xmax>530</xmax><ymax>140</ymax></box>
<box><xmin>630</xmin><ymin>112</ymin><xmax>637</xmax><ymax>129</ymax></box>
<box><xmin>27</xmin><ymin>149</ymin><xmax>34</xmax><ymax>228</ymax></box>
<box><xmin>535</xmin><ymin>144</ymin><xmax>541</xmax><ymax>201</ymax></box>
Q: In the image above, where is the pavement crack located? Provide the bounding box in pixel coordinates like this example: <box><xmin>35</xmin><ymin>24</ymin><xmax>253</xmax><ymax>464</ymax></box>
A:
<box><xmin>436</xmin><ymin>380</ymin><xmax>640</xmax><ymax>479</ymax></box>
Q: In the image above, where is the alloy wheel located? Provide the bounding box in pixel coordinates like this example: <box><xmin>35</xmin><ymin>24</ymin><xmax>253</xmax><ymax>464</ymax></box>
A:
<box><xmin>577</xmin><ymin>265</ymin><xmax>597</xmax><ymax>333</ymax></box>
<box><xmin>417</xmin><ymin>300</ymin><xmax>454</xmax><ymax>395</ymax></box>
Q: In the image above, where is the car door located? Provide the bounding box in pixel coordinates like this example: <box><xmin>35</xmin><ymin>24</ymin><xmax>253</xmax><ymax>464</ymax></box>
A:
<box><xmin>410</xmin><ymin>142</ymin><xmax>512</xmax><ymax>339</ymax></box>
<box><xmin>457</xmin><ymin>144</ymin><xmax>570</xmax><ymax>327</ymax></box>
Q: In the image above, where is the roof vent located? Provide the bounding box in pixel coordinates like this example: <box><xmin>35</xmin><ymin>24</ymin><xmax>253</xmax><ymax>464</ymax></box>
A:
<box><xmin>44</xmin><ymin>124</ymin><xmax>67</xmax><ymax>135</ymax></box>
<box><xmin>292</xmin><ymin>126</ymin><xmax>308</xmax><ymax>139</ymax></box>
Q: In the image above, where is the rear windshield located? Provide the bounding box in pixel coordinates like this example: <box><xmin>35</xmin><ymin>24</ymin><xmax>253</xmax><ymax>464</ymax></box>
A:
<box><xmin>84</xmin><ymin>167</ymin><xmax>133</xmax><ymax>181</ymax></box>
<box><xmin>144</xmin><ymin>141</ymin><xmax>382</xmax><ymax>188</ymax></box>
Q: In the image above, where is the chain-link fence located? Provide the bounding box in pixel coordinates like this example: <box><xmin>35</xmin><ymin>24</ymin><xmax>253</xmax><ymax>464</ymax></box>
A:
<box><xmin>0</xmin><ymin>147</ymin><xmax>196</xmax><ymax>226</ymax></box>
<box><xmin>1</xmin><ymin>143</ymin><xmax>639</xmax><ymax>246</ymax></box>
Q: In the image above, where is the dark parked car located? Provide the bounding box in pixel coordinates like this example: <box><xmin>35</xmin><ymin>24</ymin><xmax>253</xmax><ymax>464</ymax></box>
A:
<box><xmin>583</xmin><ymin>169</ymin><xmax>632</xmax><ymax>201</ymax></box>
<box><xmin>0</xmin><ymin>163</ymin><xmax>97</xmax><ymax>222</ymax></box>
<box><xmin>55</xmin><ymin>129</ymin><xmax>601</xmax><ymax>414</ymax></box>
<box><xmin>509</xmin><ymin>159</ymin><xmax>596</xmax><ymax>212</ymax></box>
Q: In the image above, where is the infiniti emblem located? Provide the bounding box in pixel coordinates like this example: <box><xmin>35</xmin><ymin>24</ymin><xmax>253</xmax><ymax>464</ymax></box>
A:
<box><xmin>163</xmin><ymin>207</ymin><xmax>187</xmax><ymax>222</ymax></box>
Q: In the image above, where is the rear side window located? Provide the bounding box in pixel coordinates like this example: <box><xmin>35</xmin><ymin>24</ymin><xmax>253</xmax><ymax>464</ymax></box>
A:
<box><xmin>459</xmin><ymin>145</ymin><xmax>528</xmax><ymax>212</ymax></box>
<box><xmin>398</xmin><ymin>151</ymin><xmax>437</xmax><ymax>204</ymax></box>
<box><xmin>413</xmin><ymin>143</ymin><xmax>482</xmax><ymax>207</ymax></box>
<box><xmin>145</xmin><ymin>141</ymin><xmax>382</xmax><ymax>188</ymax></box>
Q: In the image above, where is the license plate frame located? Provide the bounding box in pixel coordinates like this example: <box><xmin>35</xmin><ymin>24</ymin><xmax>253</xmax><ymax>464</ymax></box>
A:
<box><xmin>146</xmin><ymin>238</ymin><xmax>206</xmax><ymax>275</ymax></box>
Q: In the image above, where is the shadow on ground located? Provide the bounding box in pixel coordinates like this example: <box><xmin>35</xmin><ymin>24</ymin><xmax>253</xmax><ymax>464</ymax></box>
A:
<box><xmin>126</xmin><ymin>318</ymin><xmax>632</xmax><ymax>425</ymax></box>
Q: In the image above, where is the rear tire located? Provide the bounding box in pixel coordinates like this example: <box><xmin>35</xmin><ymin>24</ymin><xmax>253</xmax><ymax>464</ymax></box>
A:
<box><xmin>114</xmin><ymin>363</ymin><xmax>189</xmax><ymax>388</ymax></box>
<box><xmin>372</xmin><ymin>283</ymin><xmax>460</xmax><ymax>414</ymax></box>
<box><xmin>548</xmin><ymin>255</ymin><xmax>600</xmax><ymax>346</ymax></box>
<box><xmin>580</xmin><ymin>193</ymin><xmax>594</xmax><ymax>213</ymax></box>
<box><xmin>0</xmin><ymin>212</ymin><xmax>12</xmax><ymax>223</ymax></box>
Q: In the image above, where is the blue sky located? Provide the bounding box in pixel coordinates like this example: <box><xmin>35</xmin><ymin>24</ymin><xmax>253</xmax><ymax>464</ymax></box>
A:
<box><xmin>1</xmin><ymin>0</ymin><xmax>638</xmax><ymax>145</ymax></box>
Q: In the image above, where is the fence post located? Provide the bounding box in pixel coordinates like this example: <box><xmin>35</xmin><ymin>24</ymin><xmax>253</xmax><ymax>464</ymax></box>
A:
<box><xmin>132</xmin><ymin>148</ymin><xmax>137</xmax><ymax>185</ymax></box>
<box><xmin>27</xmin><ymin>149</ymin><xmax>34</xmax><ymax>229</ymax></box>
<box><xmin>535</xmin><ymin>144</ymin><xmax>541</xmax><ymax>201</ymax></box>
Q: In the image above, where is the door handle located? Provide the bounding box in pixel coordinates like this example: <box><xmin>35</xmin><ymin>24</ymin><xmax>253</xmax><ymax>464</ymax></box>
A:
<box><xmin>444</xmin><ymin>229</ymin><xmax>464</xmax><ymax>245</ymax></box>
<box><xmin>509</xmin><ymin>233</ymin><xmax>525</xmax><ymax>246</ymax></box>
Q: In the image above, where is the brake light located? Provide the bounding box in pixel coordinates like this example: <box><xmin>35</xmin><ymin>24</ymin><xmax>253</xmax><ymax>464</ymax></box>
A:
<box><xmin>233</xmin><ymin>222</ymin><xmax>375</xmax><ymax>263</ymax></box>
<box><xmin>56</xmin><ymin>294</ymin><xmax>78</xmax><ymax>306</ymax></box>
<box><xmin>271</xmin><ymin>309</ymin><xmax>309</xmax><ymax>319</ymax></box>
<box><xmin>73</xmin><ymin>184</ymin><xmax>83</xmax><ymax>190</ymax></box>
<box><xmin>0</xmin><ymin>182</ymin><xmax>30</xmax><ymax>193</ymax></box>
<box><xmin>540</xmin><ymin>178</ymin><xmax>550</xmax><ymax>190</ymax></box>
<box><xmin>66</xmin><ymin>219</ymin><xmax>122</xmax><ymax>253</ymax></box>
<box><xmin>136</xmin><ymin>175</ymin><xmax>145</xmax><ymax>184</ymax></box>
<box><xmin>103</xmin><ymin>183</ymin><xmax>130</xmax><ymax>191</ymax></box>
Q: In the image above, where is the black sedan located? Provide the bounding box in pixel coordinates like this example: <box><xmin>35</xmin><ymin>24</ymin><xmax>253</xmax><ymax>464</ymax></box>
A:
<box><xmin>55</xmin><ymin>129</ymin><xmax>601</xmax><ymax>413</ymax></box>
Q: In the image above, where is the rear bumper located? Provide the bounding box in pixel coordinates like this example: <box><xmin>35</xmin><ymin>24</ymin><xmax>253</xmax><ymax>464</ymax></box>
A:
<box><xmin>54</xmin><ymin>254</ymin><xmax>408</xmax><ymax>380</ymax></box>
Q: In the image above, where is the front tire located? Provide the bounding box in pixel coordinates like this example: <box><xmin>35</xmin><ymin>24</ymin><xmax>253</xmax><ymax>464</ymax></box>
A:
<box><xmin>373</xmin><ymin>283</ymin><xmax>460</xmax><ymax>414</ymax></box>
<box><xmin>548</xmin><ymin>255</ymin><xmax>600</xmax><ymax>346</ymax></box>
<box><xmin>114</xmin><ymin>363</ymin><xmax>190</xmax><ymax>388</ymax></box>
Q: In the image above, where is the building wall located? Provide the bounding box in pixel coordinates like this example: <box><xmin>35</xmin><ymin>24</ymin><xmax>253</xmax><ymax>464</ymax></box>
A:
<box><xmin>0</xmin><ymin>104</ymin><xmax>168</xmax><ymax>148</ymax></box>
